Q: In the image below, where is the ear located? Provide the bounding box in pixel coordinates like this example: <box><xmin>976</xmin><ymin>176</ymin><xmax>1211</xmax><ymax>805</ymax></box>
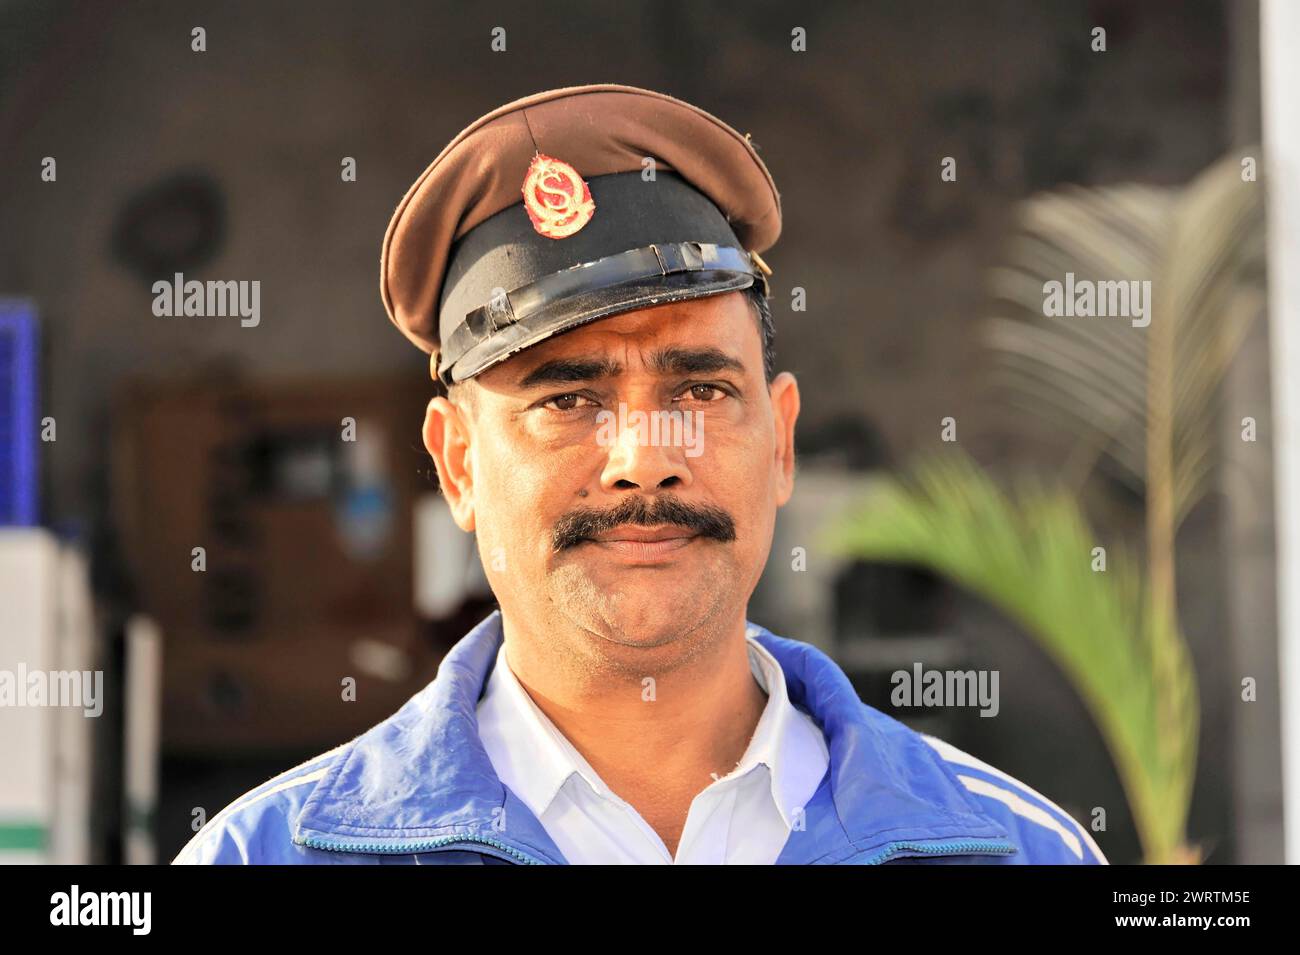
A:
<box><xmin>423</xmin><ymin>396</ymin><xmax>476</xmax><ymax>532</ymax></box>
<box><xmin>768</xmin><ymin>371</ymin><xmax>800</xmax><ymax>507</ymax></box>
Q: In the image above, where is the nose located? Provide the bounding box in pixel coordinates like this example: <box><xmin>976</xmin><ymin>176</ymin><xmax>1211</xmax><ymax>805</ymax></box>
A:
<box><xmin>598</xmin><ymin>405</ymin><xmax>695</xmax><ymax>493</ymax></box>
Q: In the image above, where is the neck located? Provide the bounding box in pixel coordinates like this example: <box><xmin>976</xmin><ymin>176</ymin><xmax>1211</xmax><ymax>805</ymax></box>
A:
<box><xmin>498</xmin><ymin>610</ymin><xmax>768</xmax><ymax>853</ymax></box>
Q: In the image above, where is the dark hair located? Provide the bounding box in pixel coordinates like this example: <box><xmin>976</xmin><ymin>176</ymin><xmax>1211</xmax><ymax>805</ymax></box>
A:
<box><xmin>747</xmin><ymin>281</ymin><xmax>777</xmax><ymax>385</ymax></box>
<box><xmin>443</xmin><ymin>282</ymin><xmax>776</xmax><ymax>408</ymax></box>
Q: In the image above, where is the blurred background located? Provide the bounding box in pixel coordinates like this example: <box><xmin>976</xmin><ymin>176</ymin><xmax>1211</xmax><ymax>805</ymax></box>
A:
<box><xmin>0</xmin><ymin>0</ymin><xmax>1293</xmax><ymax>864</ymax></box>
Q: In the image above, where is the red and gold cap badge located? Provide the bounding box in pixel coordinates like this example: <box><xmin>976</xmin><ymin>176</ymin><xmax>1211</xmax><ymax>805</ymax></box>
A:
<box><xmin>521</xmin><ymin>153</ymin><xmax>596</xmax><ymax>239</ymax></box>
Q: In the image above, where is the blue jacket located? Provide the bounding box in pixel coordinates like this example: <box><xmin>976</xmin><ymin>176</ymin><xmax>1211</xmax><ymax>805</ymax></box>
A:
<box><xmin>174</xmin><ymin>610</ymin><xmax>1107</xmax><ymax>865</ymax></box>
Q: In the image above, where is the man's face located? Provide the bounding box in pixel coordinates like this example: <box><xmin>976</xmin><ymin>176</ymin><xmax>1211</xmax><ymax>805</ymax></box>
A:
<box><xmin>423</xmin><ymin>290</ymin><xmax>800</xmax><ymax>670</ymax></box>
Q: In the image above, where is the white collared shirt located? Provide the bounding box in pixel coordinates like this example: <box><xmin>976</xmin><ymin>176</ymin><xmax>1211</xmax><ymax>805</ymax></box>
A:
<box><xmin>475</xmin><ymin>628</ymin><xmax>830</xmax><ymax>865</ymax></box>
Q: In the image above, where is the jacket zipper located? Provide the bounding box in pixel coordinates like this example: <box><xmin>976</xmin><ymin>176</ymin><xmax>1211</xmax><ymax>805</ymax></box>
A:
<box><xmin>299</xmin><ymin>833</ymin><xmax>1013</xmax><ymax>865</ymax></box>
<box><xmin>864</xmin><ymin>838</ymin><xmax>1018</xmax><ymax>864</ymax></box>
<box><xmin>296</xmin><ymin>832</ymin><xmax>545</xmax><ymax>865</ymax></box>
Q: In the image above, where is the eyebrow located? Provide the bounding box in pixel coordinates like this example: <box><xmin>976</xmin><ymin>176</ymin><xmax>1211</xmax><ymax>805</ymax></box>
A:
<box><xmin>516</xmin><ymin>346</ymin><xmax>747</xmax><ymax>389</ymax></box>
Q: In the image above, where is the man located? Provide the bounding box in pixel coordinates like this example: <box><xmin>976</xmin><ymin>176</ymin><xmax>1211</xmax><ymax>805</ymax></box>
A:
<box><xmin>175</xmin><ymin>84</ymin><xmax>1106</xmax><ymax>865</ymax></box>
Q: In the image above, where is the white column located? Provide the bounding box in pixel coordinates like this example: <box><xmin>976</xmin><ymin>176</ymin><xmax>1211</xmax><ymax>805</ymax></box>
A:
<box><xmin>1262</xmin><ymin>0</ymin><xmax>1300</xmax><ymax>865</ymax></box>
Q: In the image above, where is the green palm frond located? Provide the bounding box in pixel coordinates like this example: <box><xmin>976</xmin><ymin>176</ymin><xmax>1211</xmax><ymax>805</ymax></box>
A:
<box><xmin>985</xmin><ymin>151</ymin><xmax>1265</xmax><ymax>524</ymax></box>
<box><xmin>821</xmin><ymin>452</ymin><xmax>1200</xmax><ymax>864</ymax></box>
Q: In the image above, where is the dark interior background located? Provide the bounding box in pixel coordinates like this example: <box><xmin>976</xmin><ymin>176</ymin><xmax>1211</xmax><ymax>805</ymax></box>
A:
<box><xmin>0</xmin><ymin>0</ymin><xmax>1278</xmax><ymax>864</ymax></box>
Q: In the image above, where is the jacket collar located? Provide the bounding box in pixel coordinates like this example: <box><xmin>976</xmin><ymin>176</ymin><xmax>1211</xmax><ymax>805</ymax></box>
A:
<box><xmin>293</xmin><ymin>610</ymin><xmax>1012</xmax><ymax>864</ymax></box>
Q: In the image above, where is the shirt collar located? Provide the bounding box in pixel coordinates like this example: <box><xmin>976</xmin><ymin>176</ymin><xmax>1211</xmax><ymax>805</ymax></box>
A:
<box><xmin>738</xmin><ymin>626</ymin><xmax>830</xmax><ymax>829</ymax></box>
<box><xmin>480</xmin><ymin>640</ymin><xmax>608</xmax><ymax>817</ymax></box>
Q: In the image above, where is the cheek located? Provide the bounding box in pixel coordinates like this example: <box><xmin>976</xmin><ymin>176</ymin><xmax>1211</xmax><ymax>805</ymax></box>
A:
<box><xmin>696</xmin><ymin>436</ymin><xmax>778</xmax><ymax>544</ymax></box>
<box><xmin>475</xmin><ymin>438</ymin><xmax>587</xmax><ymax>548</ymax></box>
<box><xmin>711</xmin><ymin>432</ymin><xmax>780</xmax><ymax>551</ymax></box>
<box><xmin>705</xmin><ymin>414</ymin><xmax>777</xmax><ymax>496</ymax></box>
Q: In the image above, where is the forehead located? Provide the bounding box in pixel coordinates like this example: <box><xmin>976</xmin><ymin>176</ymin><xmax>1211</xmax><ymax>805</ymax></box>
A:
<box><xmin>478</xmin><ymin>290</ymin><xmax>758</xmax><ymax>388</ymax></box>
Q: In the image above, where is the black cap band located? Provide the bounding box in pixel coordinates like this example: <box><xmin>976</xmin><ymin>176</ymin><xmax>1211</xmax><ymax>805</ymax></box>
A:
<box><xmin>439</xmin><ymin>241</ymin><xmax>760</xmax><ymax>385</ymax></box>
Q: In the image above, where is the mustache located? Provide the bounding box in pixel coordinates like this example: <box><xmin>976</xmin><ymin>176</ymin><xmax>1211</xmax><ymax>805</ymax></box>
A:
<box><xmin>552</xmin><ymin>494</ymin><xmax>736</xmax><ymax>552</ymax></box>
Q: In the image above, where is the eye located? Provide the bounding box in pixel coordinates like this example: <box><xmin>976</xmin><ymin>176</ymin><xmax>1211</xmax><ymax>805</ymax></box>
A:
<box><xmin>540</xmin><ymin>392</ymin><xmax>597</xmax><ymax>413</ymax></box>
<box><xmin>675</xmin><ymin>383</ymin><xmax>729</xmax><ymax>403</ymax></box>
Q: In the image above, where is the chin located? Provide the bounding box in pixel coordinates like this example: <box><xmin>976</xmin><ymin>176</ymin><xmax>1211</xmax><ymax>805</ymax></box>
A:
<box><xmin>592</xmin><ymin>604</ymin><xmax>689</xmax><ymax>648</ymax></box>
<box><xmin>549</xmin><ymin>565</ymin><xmax>731</xmax><ymax>656</ymax></box>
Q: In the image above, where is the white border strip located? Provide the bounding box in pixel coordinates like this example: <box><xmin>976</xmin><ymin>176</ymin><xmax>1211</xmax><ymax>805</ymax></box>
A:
<box><xmin>1262</xmin><ymin>0</ymin><xmax>1300</xmax><ymax>865</ymax></box>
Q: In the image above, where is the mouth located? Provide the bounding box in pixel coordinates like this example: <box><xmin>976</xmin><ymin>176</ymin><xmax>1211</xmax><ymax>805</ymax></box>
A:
<box><xmin>582</xmin><ymin>525</ymin><xmax>701</xmax><ymax>562</ymax></box>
